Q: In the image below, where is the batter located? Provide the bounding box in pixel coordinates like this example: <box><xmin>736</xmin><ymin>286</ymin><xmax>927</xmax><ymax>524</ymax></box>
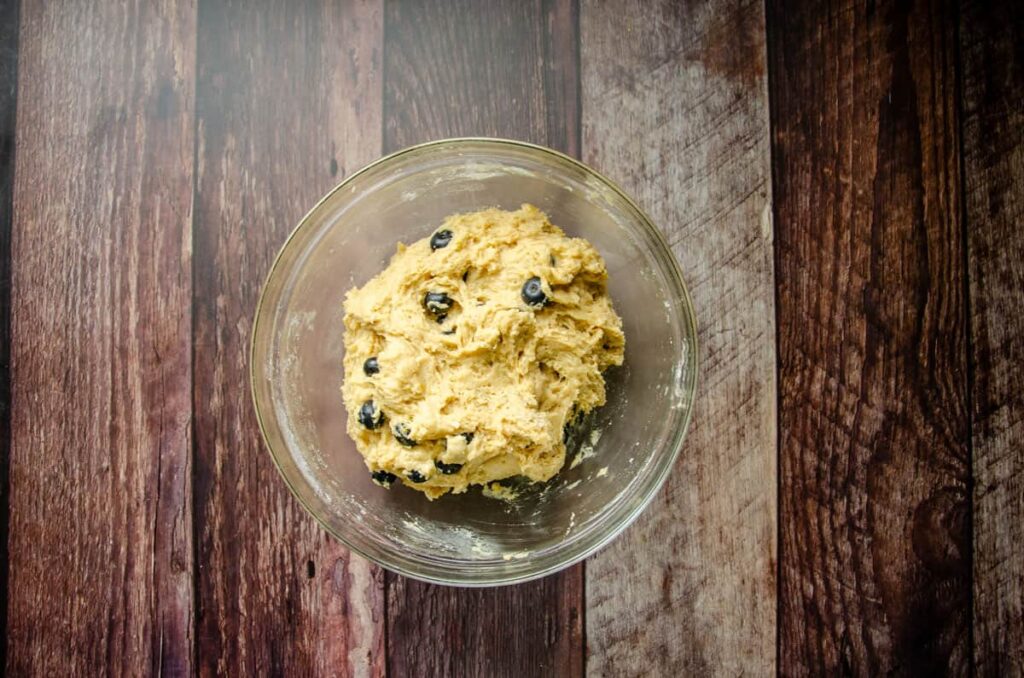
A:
<box><xmin>341</xmin><ymin>204</ymin><xmax>624</xmax><ymax>499</ymax></box>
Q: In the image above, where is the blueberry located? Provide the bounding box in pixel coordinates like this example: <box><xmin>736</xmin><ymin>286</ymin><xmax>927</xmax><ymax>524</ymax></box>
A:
<box><xmin>424</xmin><ymin>291</ymin><xmax>454</xmax><ymax>315</ymax></box>
<box><xmin>461</xmin><ymin>432</ymin><xmax>475</xmax><ymax>444</ymax></box>
<box><xmin>371</xmin><ymin>470</ymin><xmax>397</xmax><ymax>488</ymax></box>
<box><xmin>407</xmin><ymin>469</ymin><xmax>428</xmax><ymax>483</ymax></box>
<box><xmin>434</xmin><ymin>460</ymin><xmax>463</xmax><ymax>475</ymax></box>
<box><xmin>363</xmin><ymin>356</ymin><xmax>380</xmax><ymax>376</ymax></box>
<box><xmin>521</xmin><ymin>277</ymin><xmax>547</xmax><ymax>308</ymax></box>
<box><xmin>393</xmin><ymin>423</ymin><xmax>417</xmax><ymax>447</ymax></box>
<box><xmin>358</xmin><ymin>400</ymin><xmax>384</xmax><ymax>430</ymax></box>
<box><xmin>430</xmin><ymin>229</ymin><xmax>453</xmax><ymax>250</ymax></box>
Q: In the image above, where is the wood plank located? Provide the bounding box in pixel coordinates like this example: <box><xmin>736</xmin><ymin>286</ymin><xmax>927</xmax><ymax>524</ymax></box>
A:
<box><xmin>0</xmin><ymin>0</ymin><xmax>18</xmax><ymax>671</ymax></box>
<box><xmin>381</xmin><ymin>1</ymin><xmax>583</xmax><ymax>676</ymax></box>
<box><xmin>581</xmin><ymin>0</ymin><xmax>777</xmax><ymax>674</ymax></box>
<box><xmin>6</xmin><ymin>0</ymin><xmax>196</xmax><ymax>674</ymax></box>
<box><xmin>768</xmin><ymin>0</ymin><xmax>970</xmax><ymax>674</ymax></box>
<box><xmin>960</xmin><ymin>2</ymin><xmax>1024</xmax><ymax>675</ymax></box>
<box><xmin>191</xmin><ymin>0</ymin><xmax>385</xmax><ymax>675</ymax></box>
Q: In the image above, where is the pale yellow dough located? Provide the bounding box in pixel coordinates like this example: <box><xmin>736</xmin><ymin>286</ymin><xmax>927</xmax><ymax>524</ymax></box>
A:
<box><xmin>341</xmin><ymin>204</ymin><xmax>624</xmax><ymax>499</ymax></box>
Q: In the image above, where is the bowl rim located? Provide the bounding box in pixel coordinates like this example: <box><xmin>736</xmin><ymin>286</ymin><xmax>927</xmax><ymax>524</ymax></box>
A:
<box><xmin>249</xmin><ymin>136</ymin><xmax>700</xmax><ymax>586</ymax></box>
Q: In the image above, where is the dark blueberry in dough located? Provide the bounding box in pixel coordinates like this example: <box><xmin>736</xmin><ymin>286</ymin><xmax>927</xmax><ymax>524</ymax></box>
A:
<box><xmin>393</xmin><ymin>423</ymin><xmax>417</xmax><ymax>447</ymax></box>
<box><xmin>363</xmin><ymin>356</ymin><xmax>380</xmax><ymax>376</ymax></box>
<box><xmin>424</xmin><ymin>291</ymin><xmax>453</xmax><ymax>315</ymax></box>
<box><xmin>407</xmin><ymin>469</ymin><xmax>428</xmax><ymax>483</ymax></box>
<box><xmin>461</xmin><ymin>432</ymin><xmax>475</xmax><ymax>444</ymax></box>
<box><xmin>436</xmin><ymin>313</ymin><xmax>448</xmax><ymax>324</ymax></box>
<box><xmin>430</xmin><ymin>229</ymin><xmax>453</xmax><ymax>250</ymax></box>
<box><xmin>521</xmin><ymin>277</ymin><xmax>547</xmax><ymax>308</ymax></box>
<box><xmin>434</xmin><ymin>460</ymin><xmax>463</xmax><ymax>475</ymax></box>
<box><xmin>371</xmin><ymin>470</ymin><xmax>397</xmax><ymax>488</ymax></box>
<box><xmin>358</xmin><ymin>400</ymin><xmax>384</xmax><ymax>430</ymax></box>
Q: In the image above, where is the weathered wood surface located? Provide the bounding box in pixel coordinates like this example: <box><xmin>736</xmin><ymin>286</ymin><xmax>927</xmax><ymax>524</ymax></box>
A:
<box><xmin>960</xmin><ymin>1</ymin><xmax>1024</xmax><ymax>675</ymax></box>
<box><xmin>192</xmin><ymin>0</ymin><xmax>384</xmax><ymax>674</ymax></box>
<box><xmin>1</xmin><ymin>0</ymin><xmax>1023</xmax><ymax>675</ymax></box>
<box><xmin>382</xmin><ymin>1</ymin><xmax>584</xmax><ymax>676</ymax></box>
<box><xmin>0</xmin><ymin>0</ymin><xmax>18</xmax><ymax>670</ymax></box>
<box><xmin>581</xmin><ymin>0</ymin><xmax>777</xmax><ymax>674</ymax></box>
<box><xmin>6</xmin><ymin>0</ymin><xmax>197</xmax><ymax>674</ymax></box>
<box><xmin>768</xmin><ymin>0</ymin><xmax>970</xmax><ymax>674</ymax></box>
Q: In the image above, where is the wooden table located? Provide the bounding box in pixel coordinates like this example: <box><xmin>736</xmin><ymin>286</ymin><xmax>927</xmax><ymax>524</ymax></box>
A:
<box><xmin>1</xmin><ymin>0</ymin><xmax>1021</xmax><ymax>675</ymax></box>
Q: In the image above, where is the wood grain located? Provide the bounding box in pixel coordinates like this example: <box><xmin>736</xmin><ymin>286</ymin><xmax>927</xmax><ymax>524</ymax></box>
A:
<box><xmin>960</xmin><ymin>1</ymin><xmax>1024</xmax><ymax>674</ymax></box>
<box><xmin>382</xmin><ymin>1</ymin><xmax>583</xmax><ymax>676</ymax></box>
<box><xmin>0</xmin><ymin>0</ymin><xmax>18</xmax><ymax>671</ymax></box>
<box><xmin>6</xmin><ymin>0</ymin><xmax>197</xmax><ymax>674</ymax></box>
<box><xmin>191</xmin><ymin>0</ymin><xmax>385</xmax><ymax>675</ymax></box>
<box><xmin>383</xmin><ymin>0</ymin><xmax>579</xmax><ymax>156</ymax></box>
<box><xmin>3</xmin><ymin>2</ymin><xmax>1016</xmax><ymax>675</ymax></box>
<box><xmin>581</xmin><ymin>0</ymin><xmax>777</xmax><ymax>674</ymax></box>
<box><xmin>768</xmin><ymin>0</ymin><xmax>970</xmax><ymax>674</ymax></box>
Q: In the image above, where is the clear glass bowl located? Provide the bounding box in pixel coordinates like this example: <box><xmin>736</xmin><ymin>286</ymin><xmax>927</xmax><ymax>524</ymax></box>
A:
<box><xmin>251</xmin><ymin>138</ymin><xmax>698</xmax><ymax>586</ymax></box>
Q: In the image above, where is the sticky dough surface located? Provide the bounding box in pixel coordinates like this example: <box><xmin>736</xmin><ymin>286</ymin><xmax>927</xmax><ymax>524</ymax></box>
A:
<box><xmin>341</xmin><ymin>204</ymin><xmax>624</xmax><ymax>499</ymax></box>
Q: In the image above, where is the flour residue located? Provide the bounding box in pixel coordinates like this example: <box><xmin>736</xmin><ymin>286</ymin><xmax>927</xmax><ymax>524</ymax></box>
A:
<box><xmin>569</xmin><ymin>426</ymin><xmax>603</xmax><ymax>469</ymax></box>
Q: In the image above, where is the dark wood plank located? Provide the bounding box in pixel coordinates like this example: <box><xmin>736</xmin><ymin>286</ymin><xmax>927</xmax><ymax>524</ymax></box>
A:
<box><xmin>192</xmin><ymin>0</ymin><xmax>385</xmax><ymax>675</ymax></box>
<box><xmin>0</xmin><ymin>0</ymin><xmax>18</xmax><ymax>671</ymax></box>
<box><xmin>768</xmin><ymin>0</ymin><xmax>970</xmax><ymax>674</ymax></box>
<box><xmin>960</xmin><ymin>1</ymin><xmax>1024</xmax><ymax>675</ymax></box>
<box><xmin>382</xmin><ymin>1</ymin><xmax>583</xmax><ymax>676</ymax></box>
<box><xmin>6</xmin><ymin>1</ymin><xmax>196</xmax><ymax>674</ymax></box>
<box><xmin>384</xmin><ymin>0</ymin><xmax>578</xmax><ymax>156</ymax></box>
<box><xmin>580</xmin><ymin>0</ymin><xmax>776</xmax><ymax>674</ymax></box>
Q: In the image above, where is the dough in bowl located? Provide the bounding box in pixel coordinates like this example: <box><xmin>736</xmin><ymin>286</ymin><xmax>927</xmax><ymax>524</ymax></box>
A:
<box><xmin>341</xmin><ymin>204</ymin><xmax>624</xmax><ymax>499</ymax></box>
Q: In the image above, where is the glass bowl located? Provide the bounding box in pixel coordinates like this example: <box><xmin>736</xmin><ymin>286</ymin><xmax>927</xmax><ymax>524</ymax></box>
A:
<box><xmin>251</xmin><ymin>138</ymin><xmax>698</xmax><ymax>586</ymax></box>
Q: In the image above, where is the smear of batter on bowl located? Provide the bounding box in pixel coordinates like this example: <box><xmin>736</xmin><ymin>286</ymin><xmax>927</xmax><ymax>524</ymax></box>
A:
<box><xmin>341</xmin><ymin>204</ymin><xmax>624</xmax><ymax>499</ymax></box>
<box><xmin>481</xmin><ymin>481</ymin><xmax>520</xmax><ymax>503</ymax></box>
